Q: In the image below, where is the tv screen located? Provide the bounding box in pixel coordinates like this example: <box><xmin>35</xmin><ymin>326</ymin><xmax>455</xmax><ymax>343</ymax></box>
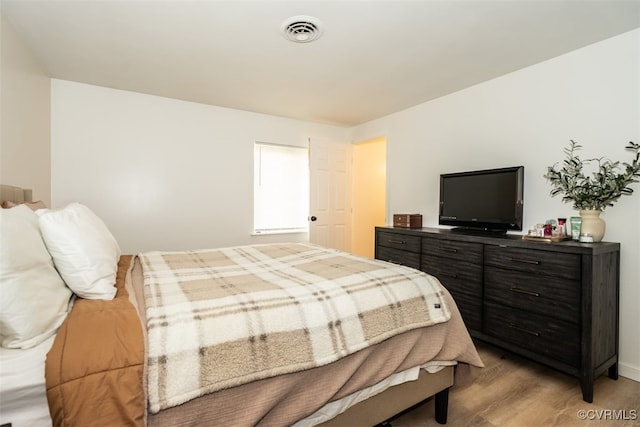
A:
<box><xmin>439</xmin><ymin>166</ymin><xmax>524</xmax><ymax>232</ymax></box>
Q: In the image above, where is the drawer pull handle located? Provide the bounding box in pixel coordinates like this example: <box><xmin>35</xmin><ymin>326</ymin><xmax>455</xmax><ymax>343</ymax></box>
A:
<box><xmin>388</xmin><ymin>239</ymin><xmax>406</xmax><ymax>245</ymax></box>
<box><xmin>439</xmin><ymin>271</ymin><xmax>458</xmax><ymax>279</ymax></box>
<box><xmin>443</xmin><ymin>248</ymin><xmax>458</xmax><ymax>253</ymax></box>
<box><xmin>510</xmin><ymin>287</ymin><xmax>540</xmax><ymax>297</ymax></box>
<box><xmin>510</xmin><ymin>257</ymin><xmax>540</xmax><ymax>265</ymax></box>
<box><xmin>508</xmin><ymin>323</ymin><xmax>540</xmax><ymax>337</ymax></box>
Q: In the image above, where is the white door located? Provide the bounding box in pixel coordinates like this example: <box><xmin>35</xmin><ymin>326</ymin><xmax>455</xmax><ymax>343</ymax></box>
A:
<box><xmin>308</xmin><ymin>138</ymin><xmax>352</xmax><ymax>252</ymax></box>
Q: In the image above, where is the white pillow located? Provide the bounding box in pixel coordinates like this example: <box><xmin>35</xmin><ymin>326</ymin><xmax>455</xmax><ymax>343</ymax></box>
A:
<box><xmin>0</xmin><ymin>205</ymin><xmax>72</xmax><ymax>349</ymax></box>
<box><xmin>37</xmin><ymin>203</ymin><xmax>121</xmax><ymax>300</ymax></box>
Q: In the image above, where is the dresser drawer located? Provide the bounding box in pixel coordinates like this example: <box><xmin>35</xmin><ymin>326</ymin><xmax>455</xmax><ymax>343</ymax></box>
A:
<box><xmin>422</xmin><ymin>254</ymin><xmax>482</xmax><ymax>297</ymax></box>
<box><xmin>376</xmin><ymin>246</ymin><xmax>421</xmax><ymax>270</ymax></box>
<box><xmin>446</xmin><ymin>289</ymin><xmax>482</xmax><ymax>331</ymax></box>
<box><xmin>484</xmin><ymin>266</ymin><xmax>580</xmax><ymax>323</ymax></box>
<box><xmin>484</xmin><ymin>302</ymin><xmax>580</xmax><ymax>368</ymax></box>
<box><xmin>422</xmin><ymin>237</ymin><xmax>483</xmax><ymax>263</ymax></box>
<box><xmin>377</xmin><ymin>231</ymin><xmax>421</xmax><ymax>253</ymax></box>
<box><xmin>484</xmin><ymin>245</ymin><xmax>580</xmax><ymax>280</ymax></box>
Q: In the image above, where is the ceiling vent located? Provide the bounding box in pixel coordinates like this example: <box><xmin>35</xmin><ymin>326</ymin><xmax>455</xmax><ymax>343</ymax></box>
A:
<box><xmin>281</xmin><ymin>15</ymin><xmax>323</xmax><ymax>43</ymax></box>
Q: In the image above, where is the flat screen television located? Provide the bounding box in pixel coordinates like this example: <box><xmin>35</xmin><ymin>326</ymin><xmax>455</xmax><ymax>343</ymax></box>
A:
<box><xmin>439</xmin><ymin>166</ymin><xmax>524</xmax><ymax>233</ymax></box>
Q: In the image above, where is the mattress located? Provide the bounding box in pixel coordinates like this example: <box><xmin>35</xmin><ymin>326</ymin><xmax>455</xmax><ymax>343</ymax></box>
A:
<box><xmin>0</xmin><ymin>338</ymin><xmax>450</xmax><ymax>427</ymax></box>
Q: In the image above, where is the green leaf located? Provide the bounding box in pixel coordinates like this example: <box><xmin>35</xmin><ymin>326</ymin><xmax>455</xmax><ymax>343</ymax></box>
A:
<box><xmin>544</xmin><ymin>140</ymin><xmax>640</xmax><ymax>211</ymax></box>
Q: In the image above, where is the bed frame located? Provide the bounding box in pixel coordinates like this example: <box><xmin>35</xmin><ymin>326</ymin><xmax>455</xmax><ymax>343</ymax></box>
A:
<box><xmin>318</xmin><ymin>366</ymin><xmax>452</xmax><ymax>426</ymax></box>
<box><xmin>1</xmin><ymin>183</ymin><xmax>453</xmax><ymax>426</ymax></box>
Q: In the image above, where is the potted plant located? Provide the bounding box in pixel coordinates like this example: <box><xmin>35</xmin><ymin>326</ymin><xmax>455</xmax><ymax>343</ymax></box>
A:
<box><xmin>544</xmin><ymin>140</ymin><xmax>640</xmax><ymax>242</ymax></box>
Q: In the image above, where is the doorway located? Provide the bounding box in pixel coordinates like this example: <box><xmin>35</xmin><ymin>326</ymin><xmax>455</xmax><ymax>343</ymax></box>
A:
<box><xmin>351</xmin><ymin>137</ymin><xmax>387</xmax><ymax>258</ymax></box>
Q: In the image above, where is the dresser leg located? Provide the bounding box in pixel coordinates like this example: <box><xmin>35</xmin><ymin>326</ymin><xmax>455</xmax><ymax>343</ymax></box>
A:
<box><xmin>608</xmin><ymin>362</ymin><xmax>619</xmax><ymax>380</ymax></box>
<box><xmin>580</xmin><ymin>378</ymin><xmax>594</xmax><ymax>403</ymax></box>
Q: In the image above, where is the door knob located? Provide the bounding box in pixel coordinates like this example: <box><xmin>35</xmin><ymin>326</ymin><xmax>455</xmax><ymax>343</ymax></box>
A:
<box><xmin>309</xmin><ymin>216</ymin><xmax>317</xmax><ymax>222</ymax></box>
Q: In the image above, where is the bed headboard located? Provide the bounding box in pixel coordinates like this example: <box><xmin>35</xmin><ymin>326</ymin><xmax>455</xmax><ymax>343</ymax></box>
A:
<box><xmin>0</xmin><ymin>184</ymin><xmax>33</xmax><ymax>204</ymax></box>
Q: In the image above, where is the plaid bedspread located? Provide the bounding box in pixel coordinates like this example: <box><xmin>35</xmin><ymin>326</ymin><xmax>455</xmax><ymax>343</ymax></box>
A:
<box><xmin>139</xmin><ymin>243</ymin><xmax>451</xmax><ymax>413</ymax></box>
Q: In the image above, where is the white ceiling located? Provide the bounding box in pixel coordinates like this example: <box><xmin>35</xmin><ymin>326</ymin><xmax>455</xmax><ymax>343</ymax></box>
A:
<box><xmin>2</xmin><ymin>0</ymin><xmax>639</xmax><ymax>127</ymax></box>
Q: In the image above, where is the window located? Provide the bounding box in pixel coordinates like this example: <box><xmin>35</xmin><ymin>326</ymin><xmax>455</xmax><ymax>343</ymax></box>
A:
<box><xmin>254</xmin><ymin>142</ymin><xmax>309</xmax><ymax>234</ymax></box>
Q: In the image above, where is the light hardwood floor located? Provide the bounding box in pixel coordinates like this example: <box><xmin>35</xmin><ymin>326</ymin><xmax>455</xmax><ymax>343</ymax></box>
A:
<box><xmin>392</xmin><ymin>341</ymin><xmax>640</xmax><ymax>427</ymax></box>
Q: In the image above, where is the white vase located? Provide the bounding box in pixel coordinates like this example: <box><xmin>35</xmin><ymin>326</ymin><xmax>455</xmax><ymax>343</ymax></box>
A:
<box><xmin>579</xmin><ymin>210</ymin><xmax>606</xmax><ymax>242</ymax></box>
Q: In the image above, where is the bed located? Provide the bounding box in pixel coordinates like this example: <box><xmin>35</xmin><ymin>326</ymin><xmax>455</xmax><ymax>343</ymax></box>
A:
<box><xmin>0</xmin><ymin>184</ymin><xmax>483</xmax><ymax>427</ymax></box>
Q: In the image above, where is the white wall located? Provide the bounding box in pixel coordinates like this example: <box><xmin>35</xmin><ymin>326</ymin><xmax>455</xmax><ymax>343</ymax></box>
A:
<box><xmin>51</xmin><ymin>80</ymin><xmax>350</xmax><ymax>253</ymax></box>
<box><xmin>0</xmin><ymin>14</ymin><xmax>51</xmax><ymax>204</ymax></box>
<box><xmin>352</xmin><ymin>29</ymin><xmax>640</xmax><ymax>382</ymax></box>
<box><xmin>50</xmin><ymin>29</ymin><xmax>639</xmax><ymax>382</ymax></box>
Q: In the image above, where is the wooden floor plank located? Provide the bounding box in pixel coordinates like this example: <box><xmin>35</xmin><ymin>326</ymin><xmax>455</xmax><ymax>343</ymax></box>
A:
<box><xmin>392</xmin><ymin>341</ymin><xmax>640</xmax><ymax>427</ymax></box>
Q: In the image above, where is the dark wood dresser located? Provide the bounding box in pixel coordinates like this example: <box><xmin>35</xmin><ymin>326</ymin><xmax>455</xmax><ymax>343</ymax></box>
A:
<box><xmin>375</xmin><ymin>226</ymin><xmax>620</xmax><ymax>403</ymax></box>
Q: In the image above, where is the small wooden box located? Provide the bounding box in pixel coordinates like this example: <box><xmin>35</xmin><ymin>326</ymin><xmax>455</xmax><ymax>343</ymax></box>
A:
<box><xmin>393</xmin><ymin>214</ymin><xmax>423</xmax><ymax>228</ymax></box>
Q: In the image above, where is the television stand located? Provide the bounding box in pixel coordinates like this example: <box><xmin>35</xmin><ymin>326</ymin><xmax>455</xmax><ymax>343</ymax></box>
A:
<box><xmin>375</xmin><ymin>226</ymin><xmax>619</xmax><ymax>403</ymax></box>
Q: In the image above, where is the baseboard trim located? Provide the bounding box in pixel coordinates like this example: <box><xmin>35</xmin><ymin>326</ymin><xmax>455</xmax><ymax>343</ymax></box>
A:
<box><xmin>619</xmin><ymin>362</ymin><xmax>640</xmax><ymax>383</ymax></box>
